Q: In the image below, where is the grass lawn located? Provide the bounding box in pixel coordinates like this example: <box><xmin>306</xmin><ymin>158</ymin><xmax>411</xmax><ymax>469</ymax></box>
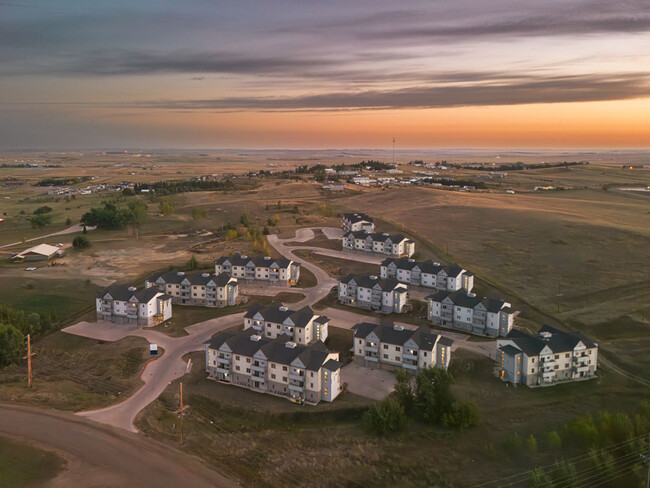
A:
<box><xmin>294</xmin><ymin>249</ymin><xmax>377</xmax><ymax>278</ymax></box>
<box><xmin>0</xmin><ymin>436</ymin><xmax>65</xmax><ymax>488</ymax></box>
<box><xmin>295</xmin><ymin>266</ymin><xmax>317</xmax><ymax>288</ymax></box>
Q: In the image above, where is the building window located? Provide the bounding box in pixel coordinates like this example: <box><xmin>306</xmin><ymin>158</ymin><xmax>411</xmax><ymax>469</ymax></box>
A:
<box><xmin>565</xmin><ymin>353</ymin><xmax>570</xmax><ymax>358</ymax></box>
<box><xmin>282</xmin><ymin>366</ymin><xmax>288</xmax><ymax>371</ymax></box>
<box><xmin>271</xmin><ymin>374</ymin><xmax>276</xmax><ymax>379</ymax></box>
<box><xmin>235</xmin><ymin>366</ymin><xmax>240</xmax><ymax>371</ymax></box>
<box><xmin>271</xmin><ymin>364</ymin><xmax>276</xmax><ymax>369</ymax></box>
<box><xmin>246</xmin><ymin>358</ymin><xmax>251</xmax><ymax>363</ymax></box>
<box><xmin>246</xmin><ymin>368</ymin><xmax>250</xmax><ymax>373</ymax></box>
<box><xmin>423</xmin><ymin>352</ymin><xmax>427</xmax><ymax>357</ymax></box>
<box><xmin>283</xmin><ymin>377</ymin><xmax>287</xmax><ymax>382</ymax></box>
<box><xmin>383</xmin><ymin>354</ymin><xmax>388</xmax><ymax>359</ymax></box>
<box><xmin>235</xmin><ymin>355</ymin><xmax>240</xmax><ymax>360</ymax></box>
<box><xmin>396</xmin><ymin>347</ymin><xmax>401</xmax><ymax>352</ymax></box>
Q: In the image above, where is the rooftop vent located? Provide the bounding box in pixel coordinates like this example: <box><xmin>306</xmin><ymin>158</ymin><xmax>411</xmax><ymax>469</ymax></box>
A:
<box><xmin>433</xmin><ymin>262</ymin><xmax>440</xmax><ymax>266</ymax></box>
<box><xmin>202</xmin><ymin>273</ymin><xmax>210</xmax><ymax>278</ymax></box>
<box><xmin>540</xmin><ymin>331</ymin><xmax>552</xmax><ymax>340</ymax></box>
<box><xmin>279</xmin><ymin>306</ymin><xmax>288</xmax><ymax>312</ymax></box>
<box><xmin>177</xmin><ymin>271</ymin><xmax>185</xmax><ymax>276</ymax></box>
<box><xmin>250</xmin><ymin>335</ymin><xmax>262</xmax><ymax>342</ymax></box>
<box><xmin>467</xmin><ymin>293</ymin><xmax>476</xmax><ymax>298</ymax></box>
<box><xmin>369</xmin><ymin>275</ymin><xmax>378</xmax><ymax>280</ymax></box>
<box><xmin>408</xmin><ymin>259</ymin><xmax>415</xmax><ymax>263</ymax></box>
<box><xmin>285</xmin><ymin>341</ymin><xmax>297</xmax><ymax>349</ymax></box>
<box><xmin>383</xmin><ymin>233</ymin><xmax>389</xmax><ymax>236</ymax></box>
<box><xmin>241</xmin><ymin>255</ymin><xmax>248</xmax><ymax>259</ymax></box>
<box><xmin>264</xmin><ymin>256</ymin><xmax>271</xmax><ymax>260</ymax></box>
<box><xmin>393</xmin><ymin>325</ymin><xmax>404</xmax><ymax>331</ymax></box>
<box><xmin>128</xmin><ymin>286</ymin><xmax>137</xmax><ymax>292</ymax></box>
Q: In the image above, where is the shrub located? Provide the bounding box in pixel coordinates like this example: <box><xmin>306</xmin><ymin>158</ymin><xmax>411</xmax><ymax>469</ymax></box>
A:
<box><xmin>0</xmin><ymin>323</ymin><xmax>24</xmax><ymax>367</ymax></box>
<box><xmin>72</xmin><ymin>235</ymin><xmax>90</xmax><ymax>249</ymax></box>
<box><xmin>33</xmin><ymin>205</ymin><xmax>52</xmax><ymax>214</ymax></box>
<box><xmin>363</xmin><ymin>397</ymin><xmax>407</xmax><ymax>435</ymax></box>
<box><xmin>443</xmin><ymin>400</ymin><xmax>480</xmax><ymax>430</ymax></box>
<box><xmin>546</xmin><ymin>430</ymin><xmax>562</xmax><ymax>449</ymax></box>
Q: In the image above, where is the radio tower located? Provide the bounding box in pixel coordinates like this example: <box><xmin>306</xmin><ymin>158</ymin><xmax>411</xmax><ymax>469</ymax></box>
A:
<box><xmin>392</xmin><ymin>137</ymin><xmax>396</xmax><ymax>165</ymax></box>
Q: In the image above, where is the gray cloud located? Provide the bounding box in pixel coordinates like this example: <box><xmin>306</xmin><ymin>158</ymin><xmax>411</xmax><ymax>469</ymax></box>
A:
<box><xmin>108</xmin><ymin>72</ymin><xmax>650</xmax><ymax>112</ymax></box>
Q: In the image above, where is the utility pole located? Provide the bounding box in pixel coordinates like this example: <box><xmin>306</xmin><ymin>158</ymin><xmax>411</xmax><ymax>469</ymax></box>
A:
<box><xmin>392</xmin><ymin>137</ymin><xmax>395</xmax><ymax>166</ymax></box>
<box><xmin>173</xmin><ymin>382</ymin><xmax>190</xmax><ymax>445</ymax></box>
<box><xmin>25</xmin><ymin>334</ymin><xmax>34</xmax><ymax>388</ymax></box>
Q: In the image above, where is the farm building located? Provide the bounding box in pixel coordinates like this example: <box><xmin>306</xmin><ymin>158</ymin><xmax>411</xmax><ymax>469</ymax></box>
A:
<box><xmin>11</xmin><ymin>243</ymin><xmax>63</xmax><ymax>262</ymax></box>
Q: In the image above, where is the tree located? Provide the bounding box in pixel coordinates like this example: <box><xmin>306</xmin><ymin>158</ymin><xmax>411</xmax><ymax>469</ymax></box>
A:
<box><xmin>72</xmin><ymin>235</ymin><xmax>90</xmax><ymax>249</ymax></box>
<box><xmin>65</xmin><ymin>217</ymin><xmax>72</xmax><ymax>226</ymax></box>
<box><xmin>0</xmin><ymin>323</ymin><xmax>24</xmax><ymax>367</ymax></box>
<box><xmin>277</xmin><ymin>200</ymin><xmax>282</xmax><ymax>209</ymax></box>
<box><xmin>33</xmin><ymin>205</ymin><xmax>52</xmax><ymax>215</ymax></box>
<box><xmin>414</xmin><ymin>367</ymin><xmax>455</xmax><ymax>424</ymax></box>
<box><xmin>158</xmin><ymin>198</ymin><xmax>175</xmax><ymax>215</ymax></box>
<box><xmin>30</xmin><ymin>213</ymin><xmax>52</xmax><ymax>230</ymax></box>
<box><xmin>526</xmin><ymin>434</ymin><xmax>538</xmax><ymax>454</ymax></box>
<box><xmin>186</xmin><ymin>255</ymin><xmax>198</xmax><ymax>271</ymax></box>
<box><xmin>121</xmin><ymin>188</ymin><xmax>135</xmax><ymax>196</ymax></box>
<box><xmin>393</xmin><ymin>369</ymin><xmax>414</xmax><ymax>413</ymax></box>
<box><xmin>443</xmin><ymin>400</ymin><xmax>480</xmax><ymax>430</ymax></box>
<box><xmin>240</xmin><ymin>211</ymin><xmax>250</xmax><ymax>227</ymax></box>
<box><xmin>546</xmin><ymin>430</ymin><xmax>562</xmax><ymax>449</ymax></box>
<box><xmin>263</xmin><ymin>226</ymin><xmax>270</xmax><ymax>235</ymax></box>
<box><xmin>363</xmin><ymin>397</ymin><xmax>407</xmax><ymax>435</ymax></box>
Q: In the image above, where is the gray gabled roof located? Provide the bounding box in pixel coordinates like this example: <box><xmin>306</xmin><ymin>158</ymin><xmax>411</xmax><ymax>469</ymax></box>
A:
<box><xmin>351</xmin><ymin>323</ymin><xmax>451</xmax><ymax>351</ymax></box>
<box><xmin>98</xmin><ymin>284</ymin><xmax>162</xmax><ymax>303</ymax></box>
<box><xmin>323</xmin><ymin>359</ymin><xmax>342</xmax><ymax>371</ymax></box>
<box><xmin>206</xmin><ymin>329</ymin><xmax>334</xmax><ymax>370</ymax></box>
<box><xmin>147</xmin><ymin>270</ymin><xmax>236</xmax><ymax>287</ymax></box>
<box><xmin>504</xmin><ymin>325</ymin><xmax>597</xmax><ymax>356</ymax></box>
<box><xmin>499</xmin><ymin>344</ymin><xmax>522</xmax><ymax>356</ymax></box>
<box><xmin>344</xmin><ymin>231</ymin><xmax>410</xmax><ymax>244</ymax></box>
<box><xmin>214</xmin><ymin>253</ymin><xmax>295</xmax><ymax>269</ymax></box>
<box><xmin>426</xmin><ymin>290</ymin><xmax>512</xmax><ymax>313</ymax></box>
<box><xmin>340</xmin><ymin>274</ymin><xmax>405</xmax><ymax>292</ymax></box>
<box><xmin>243</xmin><ymin>303</ymin><xmax>320</xmax><ymax>328</ymax></box>
<box><xmin>342</xmin><ymin>212</ymin><xmax>373</xmax><ymax>224</ymax></box>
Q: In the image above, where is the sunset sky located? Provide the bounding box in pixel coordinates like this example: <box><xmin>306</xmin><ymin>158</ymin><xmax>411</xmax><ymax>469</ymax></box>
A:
<box><xmin>2</xmin><ymin>0</ymin><xmax>650</xmax><ymax>149</ymax></box>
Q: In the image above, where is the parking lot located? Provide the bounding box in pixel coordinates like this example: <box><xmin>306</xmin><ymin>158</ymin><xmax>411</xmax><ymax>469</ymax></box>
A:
<box><xmin>341</xmin><ymin>362</ymin><xmax>395</xmax><ymax>401</ymax></box>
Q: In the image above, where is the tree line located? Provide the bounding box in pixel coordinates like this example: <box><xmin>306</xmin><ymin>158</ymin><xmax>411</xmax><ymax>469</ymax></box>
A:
<box><xmin>0</xmin><ymin>305</ymin><xmax>58</xmax><ymax>367</ymax></box>
<box><xmin>133</xmin><ymin>179</ymin><xmax>237</xmax><ymax>196</ymax></box>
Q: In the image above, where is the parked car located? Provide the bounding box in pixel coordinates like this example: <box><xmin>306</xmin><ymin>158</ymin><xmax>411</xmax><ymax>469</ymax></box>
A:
<box><xmin>25</xmin><ymin>267</ymin><xmax>37</xmax><ymax>271</ymax></box>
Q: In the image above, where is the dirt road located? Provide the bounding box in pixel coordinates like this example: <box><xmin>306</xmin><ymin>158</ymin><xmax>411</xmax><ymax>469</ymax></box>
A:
<box><xmin>0</xmin><ymin>404</ymin><xmax>236</xmax><ymax>488</ymax></box>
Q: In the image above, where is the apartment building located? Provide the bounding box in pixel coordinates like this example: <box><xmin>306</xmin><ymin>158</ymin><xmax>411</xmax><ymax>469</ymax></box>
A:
<box><xmin>342</xmin><ymin>231</ymin><xmax>415</xmax><ymax>258</ymax></box>
<box><xmin>244</xmin><ymin>302</ymin><xmax>329</xmax><ymax>344</ymax></box>
<box><xmin>380</xmin><ymin>258</ymin><xmax>474</xmax><ymax>292</ymax></box>
<box><xmin>338</xmin><ymin>274</ymin><xmax>409</xmax><ymax>313</ymax></box>
<box><xmin>352</xmin><ymin>323</ymin><xmax>453</xmax><ymax>372</ymax></box>
<box><xmin>341</xmin><ymin>212</ymin><xmax>375</xmax><ymax>233</ymax></box>
<box><xmin>426</xmin><ymin>290</ymin><xmax>518</xmax><ymax>337</ymax></box>
<box><xmin>96</xmin><ymin>284</ymin><xmax>172</xmax><ymax>326</ymax></box>
<box><xmin>145</xmin><ymin>271</ymin><xmax>238</xmax><ymax>308</ymax></box>
<box><xmin>214</xmin><ymin>253</ymin><xmax>300</xmax><ymax>286</ymax></box>
<box><xmin>205</xmin><ymin>329</ymin><xmax>342</xmax><ymax>404</ymax></box>
<box><xmin>497</xmin><ymin>325</ymin><xmax>598</xmax><ymax>387</ymax></box>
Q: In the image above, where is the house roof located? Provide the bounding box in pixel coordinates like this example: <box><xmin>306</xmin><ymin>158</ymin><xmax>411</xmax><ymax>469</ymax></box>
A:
<box><xmin>342</xmin><ymin>212</ymin><xmax>373</xmax><ymax>224</ymax></box>
<box><xmin>147</xmin><ymin>271</ymin><xmax>236</xmax><ymax>287</ymax></box>
<box><xmin>351</xmin><ymin>323</ymin><xmax>451</xmax><ymax>351</ymax></box>
<box><xmin>214</xmin><ymin>253</ymin><xmax>295</xmax><ymax>269</ymax></box>
<box><xmin>323</xmin><ymin>359</ymin><xmax>343</xmax><ymax>372</ymax></box>
<box><xmin>205</xmin><ymin>329</ymin><xmax>335</xmax><ymax>370</ymax></box>
<box><xmin>426</xmin><ymin>290</ymin><xmax>513</xmax><ymax>313</ymax></box>
<box><xmin>499</xmin><ymin>344</ymin><xmax>522</xmax><ymax>356</ymax></box>
<box><xmin>98</xmin><ymin>284</ymin><xmax>164</xmax><ymax>303</ymax></box>
<box><xmin>344</xmin><ymin>231</ymin><xmax>410</xmax><ymax>244</ymax></box>
<box><xmin>504</xmin><ymin>326</ymin><xmax>598</xmax><ymax>356</ymax></box>
<box><xmin>380</xmin><ymin>258</ymin><xmax>468</xmax><ymax>277</ymax></box>
<box><xmin>339</xmin><ymin>274</ymin><xmax>405</xmax><ymax>292</ymax></box>
<box><xmin>15</xmin><ymin>243</ymin><xmax>60</xmax><ymax>258</ymax></box>
<box><xmin>243</xmin><ymin>303</ymin><xmax>322</xmax><ymax>328</ymax></box>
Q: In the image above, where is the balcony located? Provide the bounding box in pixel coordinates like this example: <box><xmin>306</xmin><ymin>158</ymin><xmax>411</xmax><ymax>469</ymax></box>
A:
<box><xmin>402</xmin><ymin>352</ymin><xmax>418</xmax><ymax>360</ymax></box>
<box><xmin>288</xmin><ymin>383</ymin><xmax>304</xmax><ymax>392</ymax></box>
<box><xmin>365</xmin><ymin>345</ymin><xmax>378</xmax><ymax>353</ymax></box>
<box><xmin>252</xmin><ymin>364</ymin><xmax>265</xmax><ymax>373</ymax></box>
<box><xmin>216</xmin><ymin>367</ymin><xmax>230</xmax><ymax>375</ymax></box>
<box><xmin>288</xmin><ymin>373</ymin><xmax>304</xmax><ymax>382</ymax></box>
<box><xmin>574</xmin><ymin>364</ymin><xmax>590</xmax><ymax>373</ymax></box>
<box><xmin>216</xmin><ymin>357</ymin><xmax>229</xmax><ymax>365</ymax></box>
<box><xmin>403</xmin><ymin>362</ymin><xmax>417</xmax><ymax>370</ymax></box>
<box><xmin>251</xmin><ymin>373</ymin><xmax>265</xmax><ymax>382</ymax></box>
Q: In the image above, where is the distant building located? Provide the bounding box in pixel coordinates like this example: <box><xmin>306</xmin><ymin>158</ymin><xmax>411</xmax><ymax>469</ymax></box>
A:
<box><xmin>205</xmin><ymin>329</ymin><xmax>342</xmax><ymax>404</ymax></box>
<box><xmin>343</xmin><ymin>231</ymin><xmax>415</xmax><ymax>258</ymax></box>
<box><xmin>621</xmin><ymin>164</ymin><xmax>644</xmax><ymax>169</ymax></box>
<box><xmin>380</xmin><ymin>258</ymin><xmax>474</xmax><ymax>292</ymax></box>
<box><xmin>145</xmin><ymin>271</ymin><xmax>238</xmax><ymax>308</ymax></box>
<box><xmin>351</xmin><ymin>176</ymin><xmax>373</xmax><ymax>186</ymax></box>
<box><xmin>497</xmin><ymin>325</ymin><xmax>598</xmax><ymax>387</ymax></box>
<box><xmin>352</xmin><ymin>322</ymin><xmax>453</xmax><ymax>372</ymax></box>
<box><xmin>214</xmin><ymin>253</ymin><xmax>300</xmax><ymax>286</ymax></box>
<box><xmin>244</xmin><ymin>302</ymin><xmax>329</xmax><ymax>344</ymax></box>
<box><xmin>341</xmin><ymin>212</ymin><xmax>375</xmax><ymax>233</ymax></box>
<box><xmin>96</xmin><ymin>284</ymin><xmax>172</xmax><ymax>326</ymax></box>
<box><xmin>3</xmin><ymin>180</ymin><xmax>26</xmax><ymax>187</ymax></box>
<box><xmin>11</xmin><ymin>243</ymin><xmax>63</xmax><ymax>262</ymax></box>
<box><xmin>426</xmin><ymin>290</ymin><xmax>518</xmax><ymax>337</ymax></box>
<box><xmin>321</xmin><ymin>183</ymin><xmax>345</xmax><ymax>192</ymax></box>
<box><xmin>338</xmin><ymin>274</ymin><xmax>409</xmax><ymax>313</ymax></box>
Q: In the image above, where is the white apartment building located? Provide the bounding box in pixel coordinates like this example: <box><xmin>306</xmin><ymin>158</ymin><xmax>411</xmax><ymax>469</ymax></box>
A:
<box><xmin>214</xmin><ymin>253</ymin><xmax>300</xmax><ymax>286</ymax></box>
<box><xmin>352</xmin><ymin>323</ymin><xmax>453</xmax><ymax>372</ymax></box>
<box><xmin>205</xmin><ymin>329</ymin><xmax>342</xmax><ymax>404</ymax></box>
<box><xmin>338</xmin><ymin>274</ymin><xmax>409</xmax><ymax>314</ymax></box>
<box><xmin>380</xmin><ymin>258</ymin><xmax>474</xmax><ymax>292</ymax></box>
<box><xmin>426</xmin><ymin>290</ymin><xmax>518</xmax><ymax>337</ymax></box>
<box><xmin>243</xmin><ymin>302</ymin><xmax>329</xmax><ymax>344</ymax></box>
<box><xmin>497</xmin><ymin>325</ymin><xmax>598</xmax><ymax>387</ymax></box>
<box><xmin>145</xmin><ymin>271</ymin><xmax>238</xmax><ymax>307</ymax></box>
<box><xmin>341</xmin><ymin>212</ymin><xmax>375</xmax><ymax>233</ymax></box>
<box><xmin>342</xmin><ymin>231</ymin><xmax>415</xmax><ymax>258</ymax></box>
<box><xmin>96</xmin><ymin>284</ymin><xmax>172</xmax><ymax>326</ymax></box>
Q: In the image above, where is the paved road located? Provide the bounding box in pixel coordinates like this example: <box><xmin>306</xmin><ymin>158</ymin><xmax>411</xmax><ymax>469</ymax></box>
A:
<box><xmin>0</xmin><ymin>224</ymin><xmax>96</xmax><ymax>249</ymax></box>
<box><xmin>0</xmin><ymin>404</ymin><xmax>236</xmax><ymax>488</ymax></box>
<box><xmin>67</xmin><ymin>313</ymin><xmax>245</xmax><ymax>432</ymax></box>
